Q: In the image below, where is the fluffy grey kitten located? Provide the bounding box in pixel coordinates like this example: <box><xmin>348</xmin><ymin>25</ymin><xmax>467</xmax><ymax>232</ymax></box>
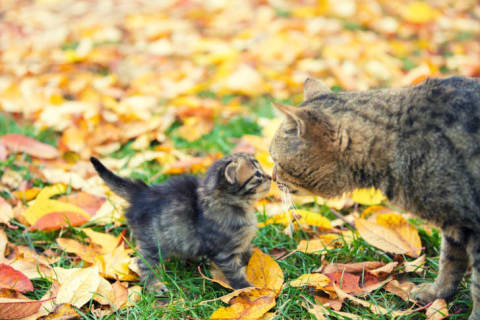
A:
<box><xmin>90</xmin><ymin>153</ymin><xmax>271</xmax><ymax>292</ymax></box>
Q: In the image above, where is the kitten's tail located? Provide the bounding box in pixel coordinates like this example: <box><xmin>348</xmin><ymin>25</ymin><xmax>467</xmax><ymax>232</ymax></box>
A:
<box><xmin>90</xmin><ymin>157</ymin><xmax>147</xmax><ymax>202</ymax></box>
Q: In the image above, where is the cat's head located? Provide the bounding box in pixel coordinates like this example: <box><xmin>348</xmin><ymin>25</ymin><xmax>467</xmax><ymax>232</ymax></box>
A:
<box><xmin>269</xmin><ymin>78</ymin><xmax>351</xmax><ymax>198</ymax></box>
<box><xmin>204</xmin><ymin>153</ymin><xmax>271</xmax><ymax>201</ymax></box>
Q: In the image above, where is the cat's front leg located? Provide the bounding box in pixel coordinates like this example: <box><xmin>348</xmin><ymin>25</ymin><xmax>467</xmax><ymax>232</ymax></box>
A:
<box><xmin>240</xmin><ymin>245</ymin><xmax>254</xmax><ymax>266</ymax></box>
<box><xmin>413</xmin><ymin>230</ymin><xmax>468</xmax><ymax>303</ymax></box>
<box><xmin>213</xmin><ymin>253</ymin><xmax>252</xmax><ymax>289</ymax></box>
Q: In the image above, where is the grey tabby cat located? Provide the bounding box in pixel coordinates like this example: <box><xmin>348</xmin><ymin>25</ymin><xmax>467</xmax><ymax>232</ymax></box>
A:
<box><xmin>269</xmin><ymin>76</ymin><xmax>480</xmax><ymax>319</ymax></box>
<box><xmin>90</xmin><ymin>153</ymin><xmax>271</xmax><ymax>292</ymax></box>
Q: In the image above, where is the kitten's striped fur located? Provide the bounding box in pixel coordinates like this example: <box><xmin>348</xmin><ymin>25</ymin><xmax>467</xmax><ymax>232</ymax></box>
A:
<box><xmin>269</xmin><ymin>76</ymin><xmax>480</xmax><ymax>319</ymax></box>
<box><xmin>91</xmin><ymin>153</ymin><xmax>271</xmax><ymax>292</ymax></box>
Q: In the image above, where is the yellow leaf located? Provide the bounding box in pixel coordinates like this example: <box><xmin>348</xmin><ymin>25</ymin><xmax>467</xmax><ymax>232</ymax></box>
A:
<box><xmin>426</xmin><ymin>299</ymin><xmax>448</xmax><ymax>320</ymax></box>
<box><xmin>53</xmin><ymin>266</ymin><xmax>102</xmax><ymax>308</ymax></box>
<box><xmin>95</xmin><ymin>245</ymin><xmax>137</xmax><ymax>281</ymax></box>
<box><xmin>210</xmin><ymin>293</ymin><xmax>275</xmax><ymax>320</ymax></box>
<box><xmin>262</xmin><ymin>210</ymin><xmax>332</xmax><ymax>230</ymax></box>
<box><xmin>296</xmin><ymin>236</ymin><xmax>338</xmax><ymax>254</ymax></box>
<box><xmin>246</xmin><ymin>249</ymin><xmax>284</xmax><ymax>294</ymax></box>
<box><xmin>351</xmin><ymin>188</ymin><xmax>386</xmax><ymax>206</ymax></box>
<box><xmin>36</xmin><ymin>184</ymin><xmax>67</xmax><ymax>201</ymax></box>
<box><xmin>83</xmin><ymin>228</ymin><xmax>121</xmax><ymax>253</ymax></box>
<box><xmin>56</xmin><ymin>238</ymin><xmax>100</xmax><ymax>264</ymax></box>
<box><xmin>290</xmin><ymin>274</ymin><xmax>330</xmax><ymax>289</ymax></box>
<box><xmin>355</xmin><ymin>215</ymin><xmax>422</xmax><ymax>257</ymax></box>
<box><xmin>403</xmin><ymin>254</ymin><xmax>426</xmax><ymax>274</ymax></box>
<box><xmin>403</xmin><ymin>2</ymin><xmax>439</xmax><ymax>24</ymax></box>
<box><xmin>22</xmin><ymin>198</ymin><xmax>90</xmax><ymax>227</ymax></box>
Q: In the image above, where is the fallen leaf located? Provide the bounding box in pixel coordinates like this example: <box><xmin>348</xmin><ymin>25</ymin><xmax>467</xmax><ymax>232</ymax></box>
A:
<box><xmin>320</xmin><ymin>261</ymin><xmax>385</xmax><ymax>274</ymax></box>
<box><xmin>0</xmin><ymin>198</ymin><xmax>13</xmax><ymax>225</ymax></box>
<box><xmin>43</xmin><ymin>303</ymin><xmax>81</xmax><ymax>320</ymax></box>
<box><xmin>57</xmin><ymin>192</ymin><xmax>106</xmax><ymax>216</ymax></box>
<box><xmin>83</xmin><ymin>228</ymin><xmax>122</xmax><ymax>253</ymax></box>
<box><xmin>246</xmin><ymin>249</ymin><xmax>284</xmax><ymax>294</ymax></box>
<box><xmin>368</xmin><ymin>262</ymin><xmax>398</xmax><ymax>278</ymax></box>
<box><xmin>290</xmin><ymin>274</ymin><xmax>330</xmax><ymax>290</ymax></box>
<box><xmin>384</xmin><ymin>280</ymin><xmax>415</xmax><ymax>302</ymax></box>
<box><xmin>351</xmin><ymin>188</ymin><xmax>386</xmax><ymax>205</ymax></box>
<box><xmin>0</xmin><ymin>134</ymin><xmax>59</xmax><ymax>159</ymax></box>
<box><xmin>261</xmin><ymin>210</ymin><xmax>332</xmax><ymax>230</ymax></box>
<box><xmin>403</xmin><ymin>2</ymin><xmax>439</xmax><ymax>24</ymax></box>
<box><xmin>95</xmin><ymin>245</ymin><xmax>137</xmax><ymax>281</ymax></box>
<box><xmin>53</xmin><ymin>266</ymin><xmax>102</xmax><ymax>308</ymax></box>
<box><xmin>0</xmin><ymin>141</ymin><xmax>7</xmax><ymax>161</ymax></box>
<box><xmin>306</xmin><ymin>302</ymin><xmax>363</xmax><ymax>320</ymax></box>
<box><xmin>29</xmin><ymin>212</ymin><xmax>90</xmax><ymax>231</ymax></box>
<box><xmin>324</xmin><ymin>272</ymin><xmax>360</xmax><ymax>294</ymax></box>
<box><xmin>355</xmin><ymin>213</ymin><xmax>422</xmax><ymax>257</ymax></box>
<box><xmin>56</xmin><ymin>238</ymin><xmax>100</xmax><ymax>264</ymax></box>
<box><xmin>314</xmin><ymin>295</ymin><xmax>343</xmax><ymax>311</ymax></box>
<box><xmin>403</xmin><ymin>255</ymin><xmax>426</xmax><ymax>274</ymax></box>
<box><xmin>12</xmin><ymin>188</ymin><xmax>42</xmax><ymax>202</ymax></box>
<box><xmin>0</xmin><ymin>264</ymin><xmax>33</xmax><ymax>292</ymax></box>
<box><xmin>426</xmin><ymin>299</ymin><xmax>448</xmax><ymax>320</ymax></box>
<box><xmin>0</xmin><ymin>297</ymin><xmax>43</xmax><ymax>320</ymax></box>
<box><xmin>296</xmin><ymin>239</ymin><xmax>329</xmax><ymax>255</ymax></box>
<box><xmin>334</xmin><ymin>285</ymin><xmax>407</xmax><ymax>317</ymax></box>
<box><xmin>209</xmin><ymin>292</ymin><xmax>275</xmax><ymax>320</ymax></box>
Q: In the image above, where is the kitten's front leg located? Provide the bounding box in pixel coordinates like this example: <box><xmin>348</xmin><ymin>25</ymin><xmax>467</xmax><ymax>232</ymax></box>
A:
<box><xmin>240</xmin><ymin>245</ymin><xmax>254</xmax><ymax>266</ymax></box>
<box><xmin>213</xmin><ymin>253</ymin><xmax>252</xmax><ymax>289</ymax></box>
<box><xmin>413</xmin><ymin>231</ymin><xmax>468</xmax><ymax>303</ymax></box>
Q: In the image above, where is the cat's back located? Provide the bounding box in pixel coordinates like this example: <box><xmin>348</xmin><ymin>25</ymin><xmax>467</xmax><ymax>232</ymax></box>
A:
<box><xmin>125</xmin><ymin>174</ymin><xmax>201</xmax><ymax>224</ymax></box>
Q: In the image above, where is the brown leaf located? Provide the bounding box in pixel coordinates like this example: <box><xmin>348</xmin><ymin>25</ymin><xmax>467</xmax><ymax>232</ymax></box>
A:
<box><xmin>314</xmin><ymin>295</ymin><xmax>343</xmax><ymax>311</ymax></box>
<box><xmin>384</xmin><ymin>280</ymin><xmax>415</xmax><ymax>302</ymax></box>
<box><xmin>0</xmin><ymin>264</ymin><xmax>33</xmax><ymax>292</ymax></box>
<box><xmin>320</xmin><ymin>261</ymin><xmax>385</xmax><ymax>274</ymax></box>
<box><xmin>0</xmin><ymin>297</ymin><xmax>43</xmax><ymax>320</ymax></box>
<box><xmin>324</xmin><ymin>272</ymin><xmax>360</xmax><ymax>294</ymax></box>
<box><xmin>368</xmin><ymin>262</ymin><xmax>398</xmax><ymax>278</ymax></box>
<box><xmin>355</xmin><ymin>214</ymin><xmax>422</xmax><ymax>257</ymax></box>
<box><xmin>426</xmin><ymin>299</ymin><xmax>448</xmax><ymax>320</ymax></box>
<box><xmin>0</xmin><ymin>134</ymin><xmax>59</xmax><ymax>159</ymax></box>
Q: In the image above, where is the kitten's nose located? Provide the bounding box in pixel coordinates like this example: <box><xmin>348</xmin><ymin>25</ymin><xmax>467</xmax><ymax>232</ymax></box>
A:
<box><xmin>272</xmin><ymin>165</ymin><xmax>277</xmax><ymax>182</ymax></box>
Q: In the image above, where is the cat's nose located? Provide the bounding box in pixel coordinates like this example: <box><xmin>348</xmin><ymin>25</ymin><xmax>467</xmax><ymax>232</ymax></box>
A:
<box><xmin>272</xmin><ymin>165</ymin><xmax>277</xmax><ymax>182</ymax></box>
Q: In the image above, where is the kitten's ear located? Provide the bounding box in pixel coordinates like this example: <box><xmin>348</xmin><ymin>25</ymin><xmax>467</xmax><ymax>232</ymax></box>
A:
<box><xmin>225</xmin><ymin>160</ymin><xmax>238</xmax><ymax>184</ymax></box>
<box><xmin>273</xmin><ymin>103</ymin><xmax>349</xmax><ymax>151</ymax></box>
<box><xmin>304</xmin><ymin>77</ymin><xmax>330</xmax><ymax>100</ymax></box>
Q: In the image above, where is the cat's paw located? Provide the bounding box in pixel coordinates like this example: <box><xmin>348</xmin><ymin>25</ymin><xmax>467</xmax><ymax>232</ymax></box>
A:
<box><xmin>412</xmin><ymin>283</ymin><xmax>438</xmax><ymax>304</ymax></box>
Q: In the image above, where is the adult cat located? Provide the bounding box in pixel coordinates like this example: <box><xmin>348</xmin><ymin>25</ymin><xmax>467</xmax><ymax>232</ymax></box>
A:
<box><xmin>269</xmin><ymin>76</ymin><xmax>480</xmax><ymax>319</ymax></box>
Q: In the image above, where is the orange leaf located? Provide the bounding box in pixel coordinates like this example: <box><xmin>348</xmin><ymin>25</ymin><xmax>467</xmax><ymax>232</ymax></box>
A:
<box><xmin>29</xmin><ymin>211</ymin><xmax>90</xmax><ymax>231</ymax></box>
<box><xmin>43</xmin><ymin>303</ymin><xmax>82</xmax><ymax>319</ymax></box>
<box><xmin>0</xmin><ymin>264</ymin><xmax>33</xmax><ymax>293</ymax></box>
<box><xmin>0</xmin><ymin>134</ymin><xmax>59</xmax><ymax>159</ymax></box>
<box><xmin>57</xmin><ymin>192</ymin><xmax>106</xmax><ymax>216</ymax></box>
<box><xmin>324</xmin><ymin>272</ymin><xmax>360</xmax><ymax>294</ymax></box>
<box><xmin>56</xmin><ymin>238</ymin><xmax>100</xmax><ymax>264</ymax></box>
<box><xmin>384</xmin><ymin>280</ymin><xmax>415</xmax><ymax>302</ymax></box>
<box><xmin>320</xmin><ymin>261</ymin><xmax>385</xmax><ymax>274</ymax></box>
<box><xmin>209</xmin><ymin>292</ymin><xmax>275</xmax><ymax>320</ymax></box>
<box><xmin>426</xmin><ymin>299</ymin><xmax>448</xmax><ymax>320</ymax></box>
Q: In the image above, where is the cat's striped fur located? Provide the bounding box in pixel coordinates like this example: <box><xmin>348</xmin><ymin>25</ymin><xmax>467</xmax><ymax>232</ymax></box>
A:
<box><xmin>269</xmin><ymin>76</ymin><xmax>480</xmax><ymax>319</ymax></box>
<box><xmin>90</xmin><ymin>153</ymin><xmax>271</xmax><ymax>292</ymax></box>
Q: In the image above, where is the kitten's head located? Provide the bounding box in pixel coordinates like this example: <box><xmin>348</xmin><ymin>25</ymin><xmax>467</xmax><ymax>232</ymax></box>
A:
<box><xmin>269</xmin><ymin>78</ymin><xmax>351</xmax><ymax>198</ymax></box>
<box><xmin>204</xmin><ymin>153</ymin><xmax>271</xmax><ymax>201</ymax></box>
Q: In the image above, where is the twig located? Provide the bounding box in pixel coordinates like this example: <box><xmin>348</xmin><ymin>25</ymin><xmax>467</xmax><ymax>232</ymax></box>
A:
<box><xmin>330</xmin><ymin>208</ymin><xmax>355</xmax><ymax>229</ymax></box>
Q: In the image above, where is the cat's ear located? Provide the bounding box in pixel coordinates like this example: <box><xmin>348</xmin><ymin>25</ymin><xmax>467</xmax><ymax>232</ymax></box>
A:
<box><xmin>304</xmin><ymin>77</ymin><xmax>330</xmax><ymax>100</ymax></box>
<box><xmin>273</xmin><ymin>103</ymin><xmax>349</xmax><ymax>151</ymax></box>
<box><xmin>273</xmin><ymin>103</ymin><xmax>307</xmax><ymax>137</ymax></box>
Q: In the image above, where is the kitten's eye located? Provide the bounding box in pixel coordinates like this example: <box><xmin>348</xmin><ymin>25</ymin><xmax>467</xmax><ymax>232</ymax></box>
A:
<box><xmin>254</xmin><ymin>172</ymin><xmax>262</xmax><ymax>178</ymax></box>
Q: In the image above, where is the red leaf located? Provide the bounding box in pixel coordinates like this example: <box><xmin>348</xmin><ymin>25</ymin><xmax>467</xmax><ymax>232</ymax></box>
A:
<box><xmin>28</xmin><ymin>211</ymin><xmax>89</xmax><ymax>231</ymax></box>
<box><xmin>57</xmin><ymin>193</ymin><xmax>106</xmax><ymax>217</ymax></box>
<box><xmin>0</xmin><ymin>134</ymin><xmax>59</xmax><ymax>159</ymax></box>
<box><xmin>0</xmin><ymin>298</ymin><xmax>42</xmax><ymax>320</ymax></box>
<box><xmin>0</xmin><ymin>264</ymin><xmax>33</xmax><ymax>293</ymax></box>
<box><xmin>324</xmin><ymin>272</ymin><xmax>360</xmax><ymax>294</ymax></box>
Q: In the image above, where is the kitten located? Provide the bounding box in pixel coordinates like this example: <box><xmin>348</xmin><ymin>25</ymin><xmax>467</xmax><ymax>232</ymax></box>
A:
<box><xmin>269</xmin><ymin>76</ymin><xmax>480</xmax><ymax>319</ymax></box>
<box><xmin>90</xmin><ymin>153</ymin><xmax>271</xmax><ymax>292</ymax></box>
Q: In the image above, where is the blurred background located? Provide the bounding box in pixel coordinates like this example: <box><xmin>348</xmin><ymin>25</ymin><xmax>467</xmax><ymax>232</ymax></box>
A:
<box><xmin>0</xmin><ymin>0</ymin><xmax>479</xmax><ymax>177</ymax></box>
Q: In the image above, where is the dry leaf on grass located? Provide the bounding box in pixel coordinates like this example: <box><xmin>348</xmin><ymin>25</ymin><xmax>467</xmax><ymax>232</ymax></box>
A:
<box><xmin>304</xmin><ymin>302</ymin><xmax>363</xmax><ymax>320</ymax></box>
<box><xmin>314</xmin><ymin>295</ymin><xmax>343</xmax><ymax>311</ymax></box>
<box><xmin>43</xmin><ymin>303</ymin><xmax>81</xmax><ymax>320</ymax></box>
<box><xmin>53</xmin><ymin>266</ymin><xmax>103</xmax><ymax>308</ymax></box>
<box><xmin>404</xmin><ymin>255</ymin><xmax>426</xmax><ymax>274</ymax></box>
<box><xmin>384</xmin><ymin>280</ymin><xmax>415</xmax><ymax>302</ymax></box>
<box><xmin>290</xmin><ymin>274</ymin><xmax>330</xmax><ymax>290</ymax></box>
<box><xmin>320</xmin><ymin>261</ymin><xmax>385</xmax><ymax>274</ymax></box>
<box><xmin>56</xmin><ymin>238</ymin><xmax>100</xmax><ymax>264</ymax></box>
<box><xmin>0</xmin><ymin>264</ymin><xmax>33</xmax><ymax>292</ymax></box>
<box><xmin>355</xmin><ymin>213</ymin><xmax>422</xmax><ymax>257</ymax></box>
<box><xmin>351</xmin><ymin>188</ymin><xmax>386</xmax><ymax>205</ymax></box>
<box><xmin>246</xmin><ymin>249</ymin><xmax>284</xmax><ymax>294</ymax></box>
<box><xmin>259</xmin><ymin>210</ymin><xmax>332</xmax><ymax>230</ymax></box>
<box><xmin>209</xmin><ymin>292</ymin><xmax>276</xmax><ymax>320</ymax></box>
<box><xmin>0</xmin><ymin>297</ymin><xmax>44</xmax><ymax>320</ymax></box>
<box><xmin>368</xmin><ymin>262</ymin><xmax>398</xmax><ymax>277</ymax></box>
<box><xmin>0</xmin><ymin>134</ymin><xmax>59</xmax><ymax>159</ymax></box>
<box><xmin>0</xmin><ymin>198</ymin><xmax>13</xmax><ymax>225</ymax></box>
<box><xmin>426</xmin><ymin>299</ymin><xmax>448</xmax><ymax>320</ymax></box>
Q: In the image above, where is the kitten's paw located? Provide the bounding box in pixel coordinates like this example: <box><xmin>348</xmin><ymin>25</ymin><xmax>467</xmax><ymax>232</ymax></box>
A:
<box><xmin>148</xmin><ymin>280</ymin><xmax>169</xmax><ymax>296</ymax></box>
